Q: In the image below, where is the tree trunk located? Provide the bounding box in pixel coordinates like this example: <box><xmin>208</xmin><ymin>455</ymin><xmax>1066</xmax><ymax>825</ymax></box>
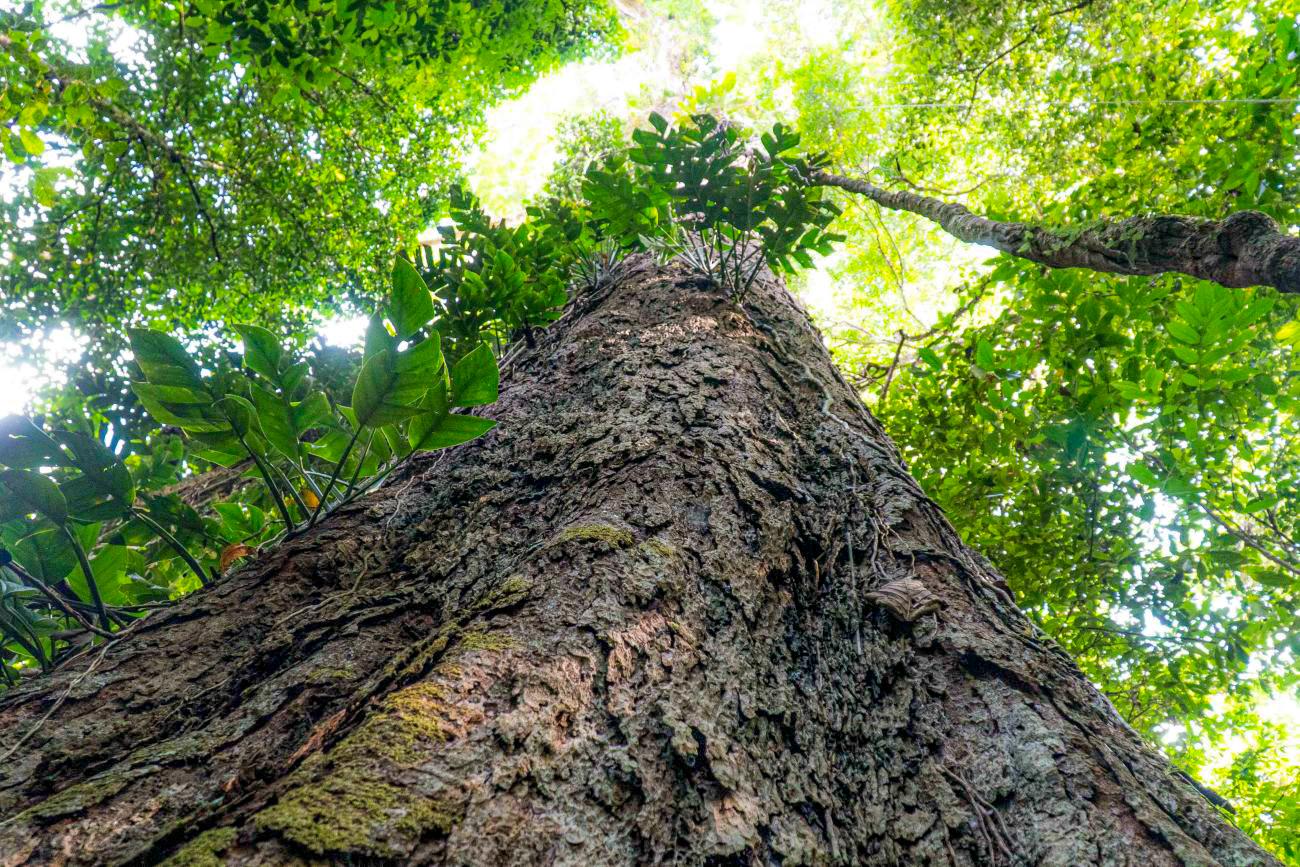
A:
<box><xmin>0</xmin><ymin>258</ymin><xmax>1277</xmax><ymax>866</ymax></box>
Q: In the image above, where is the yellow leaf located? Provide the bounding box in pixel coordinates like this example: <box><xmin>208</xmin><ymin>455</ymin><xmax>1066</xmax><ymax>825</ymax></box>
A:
<box><xmin>1277</xmin><ymin>319</ymin><xmax>1300</xmax><ymax>348</ymax></box>
<box><xmin>301</xmin><ymin>488</ymin><xmax>320</xmax><ymax>509</ymax></box>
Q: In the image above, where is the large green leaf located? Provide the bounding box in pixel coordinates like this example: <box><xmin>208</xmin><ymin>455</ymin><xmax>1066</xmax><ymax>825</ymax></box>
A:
<box><xmin>250</xmin><ymin>385</ymin><xmax>300</xmax><ymax>461</ymax></box>
<box><xmin>351</xmin><ymin>335</ymin><xmax>445</xmax><ymax>428</ymax></box>
<box><xmin>131</xmin><ymin>382</ymin><xmax>231</xmax><ymax>433</ymax></box>
<box><xmin>53</xmin><ymin>431</ymin><xmax>135</xmax><ymax>510</ymax></box>
<box><xmin>449</xmin><ymin>343</ymin><xmax>499</xmax><ymax>408</ymax></box>
<box><xmin>390</xmin><ymin>258</ymin><xmax>435</xmax><ymax>340</ymax></box>
<box><xmin>0</xmin><ymin>417</ymin><xmax>65</xmax><ymax>470</ymax></box>
<box><xmin>410</xmin><ymin>413</ymin><xmax>497</xmax><ymax>452</ymax></box>
<box><xmin>0</xmin><ymin>470</ymin><xmax>68</xmax><ymax>526</ymax></box>
<box><xmin>216</xmin><ymin>394</ymin><xmax>262</xmax><ymax>439</ymax></box>
<box><xmin>236</xmin><ymin>324</ymin><xmax>284</xmax><ymax>382</ymax></box>
<box><xmin>128</xmin><ymin>328</ymin><xmax>205</xmax><ymax>389</ymax></box>
<box><xmin>10</xmin><ymin>528</ymin><xmax>76</xmax><ymax>583</ymax></box>
<box><xmin>68</xmin><ymin>544</ymin><xmax>128</xmax><ymax>607</ymax></box>
<box><xmin>292</xmin><ymin>392</ymin><xmax>332</xmax><ymax>435</ymax></box>
<box><xmin>364</xmin><ymin>313</ymin><xmax>397</xmax><ymax>361</ymax></box>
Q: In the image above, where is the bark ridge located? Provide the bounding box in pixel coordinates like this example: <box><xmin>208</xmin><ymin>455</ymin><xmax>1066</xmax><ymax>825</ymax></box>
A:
<box><xmin>0</xmin><ymin>258</ymin><xmax>1277</xmax><ymax>866</ymax></box>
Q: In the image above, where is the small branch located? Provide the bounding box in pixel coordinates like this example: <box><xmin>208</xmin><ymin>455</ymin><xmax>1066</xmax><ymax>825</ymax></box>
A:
<box><xmin>3</xmin><ymin>562</ymin><xmax>115</xmax><ymax>639</ymax></box>
<box><xmin>878</xmin><ymin>330</ymin><xmax>907</xmax><ymax>404</ymax></box>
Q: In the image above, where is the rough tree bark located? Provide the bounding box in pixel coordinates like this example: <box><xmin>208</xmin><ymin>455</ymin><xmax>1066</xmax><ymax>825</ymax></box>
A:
<box><xmin>813</xmin><ymin>171</ymin><xmax>1300</xmax><ymax>295</ymax></box>
<box><xmin>0</xmin><ymin>258</ymin><xmax>1279</xmax><ymax>866</ymax></box>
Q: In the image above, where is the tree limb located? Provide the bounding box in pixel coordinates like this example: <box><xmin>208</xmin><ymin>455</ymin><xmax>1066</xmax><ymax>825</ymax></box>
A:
<box><xmin>811</xmin><ymin>171</ymin><xmax>1300</xmax><ymax>294</ymax></box>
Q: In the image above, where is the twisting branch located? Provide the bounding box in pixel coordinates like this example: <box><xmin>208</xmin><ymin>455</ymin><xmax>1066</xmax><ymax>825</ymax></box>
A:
<box><xmin>811</xmin><ymin>171</ymin><xmax>1300</xmax><ymax>294</ymax></box>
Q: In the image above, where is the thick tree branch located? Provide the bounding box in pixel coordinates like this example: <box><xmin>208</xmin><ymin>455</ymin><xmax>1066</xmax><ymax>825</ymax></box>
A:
<box><xmin>812</xmin><ymin>171</ymin><xmax>1300</xmax><ymax>294</ymax></box>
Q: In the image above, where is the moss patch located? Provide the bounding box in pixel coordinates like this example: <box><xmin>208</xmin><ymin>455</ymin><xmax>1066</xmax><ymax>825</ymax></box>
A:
<box><xmin>255</xmin><ymin>774</ymin><xmax>454</xmax><ymax>858</ymax></box>
<box><xmin>457</xmin><ymin>629</ymin><xmax>515</xmax><ymax>653</ymax></box>
<box><xmin>637</xmin><ymin>537</ymin><xmax>676</xmax><ymax>558</ymax></box>
<box><xmin>307</xmin><ymin>666</ymin><xmax>357</xmax><ymax>684</ymax></box>
<box><xmin>160</xmin><ymin>827</ymin><xmax>238</xmax><ymax>867</ymax></box>
<box><xmin>253</xmin><ymin>567</ymin><xmax>524</xmax><ymax>857</ymax></box>
<box><xmin>470</xmin><ymin>574</ymin><xmax>532</xmax><ymax>613</ymax></box>
<box><xmin>551</xmin><ymin>523</ymin><xmax>635</xmax><ymax>549</ymax></box>
<box><xmin>16</xmin><ymin>771</ymin><xmax>132</xmax><ymax>822</ymax></box>
<box><xmin>125</xmin><ymin>733</ymin><xmax>211</xmax><ymax>767</ymax></box>
<box><xmin>253</xmin><ymin>679</ymin><xmax>465</xmax><ymax>857</ymax></box>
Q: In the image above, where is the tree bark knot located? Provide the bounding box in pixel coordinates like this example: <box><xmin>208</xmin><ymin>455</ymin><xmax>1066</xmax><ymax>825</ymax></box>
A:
<box><xmin>865</xmin><ymin>577</ymin><xmax>942</xmax><ymax>623</ymax></box>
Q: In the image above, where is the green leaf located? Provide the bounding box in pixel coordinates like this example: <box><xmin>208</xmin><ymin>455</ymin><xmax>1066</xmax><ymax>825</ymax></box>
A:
<box><xmin>236</xmin><ymin>324</ymin><xmax>284</xmax><ymax>381</ymax></box>
<box><xmin>250</xmin><ymin>385</ymin><xmax>300</xmax><ymax>460</ymax></box>
<box><xmin>1243</xmin><ymin>495</ymin><xmax>1279</xmax><ymax>513</ymax></box>
<box><xmin>1129</xmin><ymin>462</ymin><xmax>1159</xmax><ymax>487</ymax></box>
<box><xmin>69</xmin><ymin>544</ymin><xmax>127</xmax><ymax>606</ymax></box>
<box><xmin>11</xmin><ymin>528</ymin><xmax>76</xmax><ymax>583</ymax></box>
<box><xmin>351</xmin><ymin>350</ymin><xmax>425</xmax><ymax>428</ymax></box>
<box><xmin>0</xmin><ymin>417</ymin><xmax>65</xmax><ymax>470</ymax></box>
<box><xmin>975</xmin><ymin>339</ymin><xmax>995</xmax><ymax>369</ymax></box>
<box><xmin>0</xmin><ymin>469</ymin><xmax>68</xmax><ymax>526</ymax></box>
<box><xmin>450</xmin><ymin>343</ymin><xmax>499</xmax><ymax>407</ymax></box>
<box><xmin>390</xmin><ymin>258</ymin><xmax>435</xmax><ymax>340</ymax></box>
<box><xmin>1166</xmin><ymin>320</ymin><xmax>1201</xmax><ymax>345</ymax></box>
<box><xmin>409</xmin><ymin>413</ymin><xmax>497</xmax><ymax>452</ymax></box>
<box><xmin>916</xmin><ymin>347</ymin><xmax>943</xmax><ymax>372</ymax></box>
<box><xmin>292</xmin><ymin>392</ymin><xmax>332</xmax><ymax>435</ymax></box>
<box><xmin>128</xmin><ymin>329</ymin><xmax>205</xmax><ymax>389</ymax></box>
<box><xmin>55</xmin><ymin>432</ymin><xmax>134</xmax><ymax>501</ymax></box>
<box><xmin>217</xmin><ymin>394</ymin><xmax>261</xmax><ymax>438</ymax></box>
<box><xmin>18</xmin><ymin>128</ymin><xmax>44</xmax><ymax>156</ymax></box>
<box><xmin>1277</xmin><ymin>319</ymin><xmax>1300</xmax><ymax>348</ymax></box>
<box><xmin>364</xmin><ymin>313</ymin><xmax>397</xmax><ymax>360</ymax></box>
<box><xmin>131</xmin><ymin>382</ymin><xmax>230</xmax><ymax>433</ymax></box>
<box><xmin>53</xmin><ymin>431</ymin><xmax>135</xmax><ymax>513</ymax></box>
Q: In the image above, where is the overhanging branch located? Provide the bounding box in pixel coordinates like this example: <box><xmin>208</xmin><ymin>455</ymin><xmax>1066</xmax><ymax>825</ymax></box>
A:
<box><xmin>811</xmin><ymin>170</ymin><xmax>1300</xmax><ymax>294</ymax></box>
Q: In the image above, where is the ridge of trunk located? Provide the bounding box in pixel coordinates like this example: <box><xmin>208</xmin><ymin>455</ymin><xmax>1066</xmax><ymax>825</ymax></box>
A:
<box><xmin>0</xmin><ymin>258</ymin><xmax>1276</xmax><ymax>866</ymax></box>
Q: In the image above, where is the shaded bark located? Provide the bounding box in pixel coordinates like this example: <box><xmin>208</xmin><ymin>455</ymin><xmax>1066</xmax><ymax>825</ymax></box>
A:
<box><xmin>814</xmin><ymin>171</ymin><xmax>1300</xmax><ymax>294</ymax></box>
<box><xmin>0</xmin><ymin>258</ymin><xmax>1277</xmax><ymax>866</ymax></box>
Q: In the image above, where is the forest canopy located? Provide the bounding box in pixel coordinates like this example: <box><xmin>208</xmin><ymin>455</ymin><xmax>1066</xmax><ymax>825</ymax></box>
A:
<box><xmin>2</xmin><ymin>0</ymin><xmax>1299</xmax><ymax>860</ymax></box>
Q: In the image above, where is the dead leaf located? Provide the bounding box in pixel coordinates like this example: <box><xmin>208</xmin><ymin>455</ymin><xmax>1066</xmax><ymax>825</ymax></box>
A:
<box><xmin>220</xmin><ymin>543</ymin><xmax>254</xmax><ymax>571</ymax></box>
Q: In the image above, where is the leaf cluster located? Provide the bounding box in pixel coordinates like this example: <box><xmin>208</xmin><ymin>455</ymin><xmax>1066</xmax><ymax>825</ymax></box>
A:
<box><xmin>610</xmin><ymin>112</ymin><xmax>843</xmax><ymax>298</ymax></box>
<box><xmin>0</xmin><ymin>260</ymin><xmax>498</xmax><ymax>683</ymax></box>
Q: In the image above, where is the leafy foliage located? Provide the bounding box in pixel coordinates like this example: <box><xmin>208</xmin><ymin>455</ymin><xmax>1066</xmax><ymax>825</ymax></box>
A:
<box><xmin>0</xmin><ymin>0</ymin><xmax>617</xmax><ymax>366</ymax></box>
<box><xmin>621</xmin><ymin>112</ymin><xmax>842</xmax><ymax>298</ymax></box>
<box><xmin>0</xmin><ymin>260</ymin><xmax>498</xmax><ymax>682</ymax></box>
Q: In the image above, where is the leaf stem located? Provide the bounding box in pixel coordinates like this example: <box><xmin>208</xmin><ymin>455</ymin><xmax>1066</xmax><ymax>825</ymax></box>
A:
<box><xmin>341</xmin><ymin>430</ymin><xmax>376</xmax><ymax>500</ymax></box>
<box><xmin>232</xmin><ymin>428</ymin><xmax>295</xmax><ymax>532</ymax></box>
<box><xmin>268</xmin><ymin>459</ymin><xmax>311</xmax><ymax>518</ymax></box>
<box><xmin>130</xmin><ymin>508</ymin><xmax>210</xmax><ymax>586</ymax></box>
<box><xmin>309</xmin><ymin>424</ymin><xmax>364</xmax><ymax>526</ymax></box>
<box><xmin>61</xmin><ymin>525</ymin><xmax>111</xmax><ymax>631</ymax></box>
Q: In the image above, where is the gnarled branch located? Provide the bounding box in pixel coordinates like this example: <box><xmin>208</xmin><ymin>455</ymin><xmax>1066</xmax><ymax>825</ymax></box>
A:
<box><xmin>812</xmin><ymin>171</ymin><xmax>1300</xmax><ymax>294</ymax></box>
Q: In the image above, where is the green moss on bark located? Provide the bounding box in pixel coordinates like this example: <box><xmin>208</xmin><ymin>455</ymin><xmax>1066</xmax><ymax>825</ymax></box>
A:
<box><xmin>160</xmin><ymin>827</ymin><xmax>238</xmax><ymax>867</ymax></box>
<box><xmin>15</xmin><ymin>772</ymin><xmax>132</xmax><ymax>822</ymax></box>
<box><xmin>249</xmin><ymin>562</ymin><xmax>526</xmax><ymax>857</ymax></box>
<box><xmin>551</xmin><ymin>523</ymin><xmax>634</xmax><ymax>549</ymax></box>
<box><xmin>254</xmin><ymin>774</ymin><xmax>454</xmax><ymax>857</ymax></box>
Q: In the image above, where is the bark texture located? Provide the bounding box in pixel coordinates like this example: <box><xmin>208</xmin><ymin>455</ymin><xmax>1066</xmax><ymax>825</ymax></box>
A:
<box><xmin>813</xmin><ymin>171</ymin><xmax>1300</xmax><ymax>294</ymax></box>
<box><xmin>0</xmin><ymin>258</ymin><xmax>1279</xmax><ymax>866</ymax></box>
